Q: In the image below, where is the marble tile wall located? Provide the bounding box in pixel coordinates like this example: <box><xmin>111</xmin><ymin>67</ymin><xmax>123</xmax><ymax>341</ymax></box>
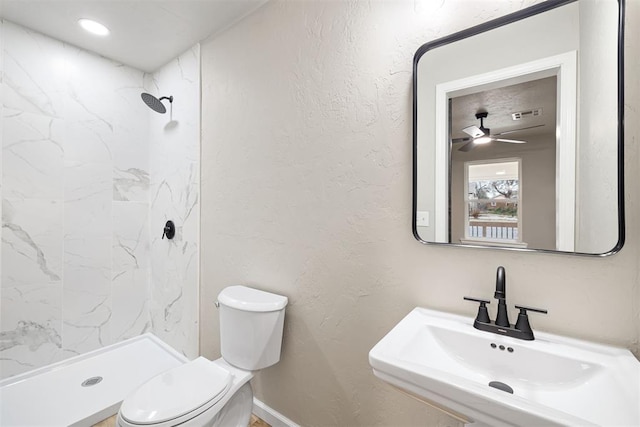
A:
<box><xmin>0</xmin><ymin>20</ymin><xmax>200</xmax><ymax>378</ymax></box>
<box><xmin>146</xmin><ymin>46</ymin><xmax>200</xmax><ymax>359</ymax></box>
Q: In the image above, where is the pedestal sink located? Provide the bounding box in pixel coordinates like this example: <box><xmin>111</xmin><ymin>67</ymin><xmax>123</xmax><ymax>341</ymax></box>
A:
<box><xmin>369</xmin><ymin>308</ymin><xmax>640</xmax><ymax>426</ymax></box>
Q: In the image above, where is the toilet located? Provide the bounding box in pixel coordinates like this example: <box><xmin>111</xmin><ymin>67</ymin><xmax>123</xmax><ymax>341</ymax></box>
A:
<box><xmin>116</xmin><ymin>286</ymin><xmax>288</xmax><ymax>427</ymax></box>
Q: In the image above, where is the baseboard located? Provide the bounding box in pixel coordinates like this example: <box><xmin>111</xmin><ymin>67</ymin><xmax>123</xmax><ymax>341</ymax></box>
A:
<box><xmin>252</xmin><ymin>398</ymin><xmax>300</xmax><ymax>427</ymax></box>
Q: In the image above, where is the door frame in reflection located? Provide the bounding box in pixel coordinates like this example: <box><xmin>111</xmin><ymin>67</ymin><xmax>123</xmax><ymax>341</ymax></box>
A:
<box><xmin>433</xmin><ymin>52</ymin><xmax>577</xmax><ymax>251</ymax></box>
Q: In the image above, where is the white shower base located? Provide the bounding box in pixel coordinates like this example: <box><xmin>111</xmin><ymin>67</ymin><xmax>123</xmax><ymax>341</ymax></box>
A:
<box><xmin>0</xmin><ymin>334</ymin><xmax>187</xmax><ymax>427</ymax></box>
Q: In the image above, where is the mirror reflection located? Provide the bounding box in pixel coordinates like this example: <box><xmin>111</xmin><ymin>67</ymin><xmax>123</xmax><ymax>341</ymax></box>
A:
<box><xmin>413</xmin><ymin>0</ymin><xmax>623</xmax><ymax>255</ymax></box>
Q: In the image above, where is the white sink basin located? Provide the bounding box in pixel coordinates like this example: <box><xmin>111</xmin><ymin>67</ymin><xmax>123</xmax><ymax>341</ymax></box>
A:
<box><xmin>369</xmin><ymin>308</ymin><xmax>640</xmax><ymax>426</ymax></box>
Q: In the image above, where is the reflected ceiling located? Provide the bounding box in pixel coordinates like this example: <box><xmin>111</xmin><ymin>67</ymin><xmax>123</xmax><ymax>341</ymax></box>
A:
<box><xmin>451</xmin><ymin>77</ymin><xmax>557</xmax><ymax>142</ymax></box>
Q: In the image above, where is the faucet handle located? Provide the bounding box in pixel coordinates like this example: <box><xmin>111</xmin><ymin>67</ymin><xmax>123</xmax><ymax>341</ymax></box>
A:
<box><xmin>464</xmin><ymin>296</ymin><xmax>490</xmax><ymax>304</ymax></box>
<box><xmin>464</xmin><ymin>296</ymin><xmax>491</xmax><ymax>323</ymax></box>
<box><xmin>514</xmin><ymin>305</ymin><xmax>547</xmax><ymax>335</ymax></box>
<box><xmin>514</xmin><ymin>304</ymin><xmax>547</xmax><ymax>314</ymax></box>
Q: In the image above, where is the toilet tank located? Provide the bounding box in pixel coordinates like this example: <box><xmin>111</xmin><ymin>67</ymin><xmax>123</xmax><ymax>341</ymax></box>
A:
<box><xmin>217</xmin><ymin>286</ymin><xmax>288</xmax><ymax>370</ymax></box>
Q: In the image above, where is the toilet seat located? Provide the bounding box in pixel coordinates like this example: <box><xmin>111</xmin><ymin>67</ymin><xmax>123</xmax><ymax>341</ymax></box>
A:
<box><xmin>120</xmin><ymin>357</ymin><xmax>232</xmax><ymax>425</ymax></box>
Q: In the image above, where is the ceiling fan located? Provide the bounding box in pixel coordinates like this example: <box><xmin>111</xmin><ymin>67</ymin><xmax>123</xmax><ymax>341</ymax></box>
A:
<box><xmin>452</xmin><ymin>112</ymin><xmax>543</xmax><ymax>152</ymax></box>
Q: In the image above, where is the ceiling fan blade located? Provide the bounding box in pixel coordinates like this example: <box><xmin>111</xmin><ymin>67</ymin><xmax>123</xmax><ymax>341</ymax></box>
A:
<box><xmin>493</xmin><ymin>124</ymin><xmax>545</xmax><ymax>136</ymax></box>
<box><xmin>462</xmin><ymin>125</ymin><xmax>485</xmax><ymax>138</ymax></box>
<box><xmin>496</xmin><ymin>138</ymin><xmax>527</xmax><ymax>144</ymax></box>
<box><xmin>452</xmin><ymin>137</ymin><xmax>472</xmax><ymax>144</ymax></box>
<box><xmin>458</xmin><ymin>141</ymin><xmax>477</xmax><ymax>152</ymax></box>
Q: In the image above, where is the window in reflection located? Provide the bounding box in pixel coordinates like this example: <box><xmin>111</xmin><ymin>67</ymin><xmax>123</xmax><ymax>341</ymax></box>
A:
<box><xmin>463</xmin><ymin>159</ymin><xmax>523</xmax><ymax>247</ymax></box>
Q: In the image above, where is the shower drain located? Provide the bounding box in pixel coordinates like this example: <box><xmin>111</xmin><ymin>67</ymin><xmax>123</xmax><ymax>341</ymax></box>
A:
<box><xmin>81</xmin><ymin>376</ymin><xmax>103</xmax><ymax>387</ymax></box>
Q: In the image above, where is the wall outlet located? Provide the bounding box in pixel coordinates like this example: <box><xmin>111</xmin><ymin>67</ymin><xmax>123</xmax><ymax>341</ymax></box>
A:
<box><xmin>416</xmin><ymin>211</ymin><xmax>430</xmax><ymax>227</ymax></box>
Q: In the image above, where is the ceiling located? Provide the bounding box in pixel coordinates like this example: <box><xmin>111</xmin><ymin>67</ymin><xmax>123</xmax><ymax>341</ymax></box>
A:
<box><xmin>0</xmin><ymin>0</ymin><xmax>268</xmax><ymax>72</ymax></box>
<box><xmin>451</xmin><ymin>76</ymin><xmax>557</xmax><ymax>143</ymax></box>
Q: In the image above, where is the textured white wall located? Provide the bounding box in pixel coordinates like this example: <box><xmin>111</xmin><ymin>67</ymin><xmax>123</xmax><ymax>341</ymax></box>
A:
<box><xmin>200</xmin><ymin>1</ymin><xmax>639</xmax><ymax>426</ymax></box>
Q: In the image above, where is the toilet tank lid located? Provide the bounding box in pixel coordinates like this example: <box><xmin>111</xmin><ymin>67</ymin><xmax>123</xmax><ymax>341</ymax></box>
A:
<box><xmin>218</xmin><ymin>286</ymin><xmax>288</xmax><ymax>312</ymax></box>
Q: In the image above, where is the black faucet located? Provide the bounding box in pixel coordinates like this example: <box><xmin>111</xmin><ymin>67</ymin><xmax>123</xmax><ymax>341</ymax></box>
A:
<box><xmin>464</xmin><ymin>266</ymin><xmax>547</xmax><ymax>341</ymax></box>
<box><xmin>494</xmin><ymin>266</ymin><xmax>510</xmax><ymax>327</ymax></box>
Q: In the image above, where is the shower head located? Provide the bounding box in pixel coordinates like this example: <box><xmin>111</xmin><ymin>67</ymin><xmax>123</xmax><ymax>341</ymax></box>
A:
<box><xmin>141</xmin><ymin>93</ymin><xmax>173</xmax><ymax>114</ymax></box>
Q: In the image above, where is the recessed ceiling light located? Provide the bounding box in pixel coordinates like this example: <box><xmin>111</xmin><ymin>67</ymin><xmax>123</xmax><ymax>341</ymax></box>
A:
<box><xmin>78</xmin><ymin>18</ymin><xmax>110</xmax><ymax>36</ymax></box>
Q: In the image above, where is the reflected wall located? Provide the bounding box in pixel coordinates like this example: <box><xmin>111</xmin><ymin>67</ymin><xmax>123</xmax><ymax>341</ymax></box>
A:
<box><xmin>414</xmin><ymin>0</ymin><xmax>620</xmax><ymax>254</ymax></box>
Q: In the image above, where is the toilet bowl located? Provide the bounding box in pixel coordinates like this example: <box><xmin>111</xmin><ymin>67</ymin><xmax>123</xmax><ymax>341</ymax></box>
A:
<box><xmin>116</xmin><ymin>286</ymin><xmax>288</xmax><ymax>427</ymax></box>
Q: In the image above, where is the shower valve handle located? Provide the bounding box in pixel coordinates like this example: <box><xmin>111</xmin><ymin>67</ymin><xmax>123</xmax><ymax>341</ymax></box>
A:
<box><xmin>162</xmin><ymin>220</ymin><xmax>175</xmax><ymax>240</ymax></box>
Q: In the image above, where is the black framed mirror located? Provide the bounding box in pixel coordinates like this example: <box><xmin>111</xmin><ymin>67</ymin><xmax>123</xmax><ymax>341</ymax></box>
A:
<box><xmin>413</xmin><ymin>0</ymin><xmax>624</xmax><ymax>255</ymax></box>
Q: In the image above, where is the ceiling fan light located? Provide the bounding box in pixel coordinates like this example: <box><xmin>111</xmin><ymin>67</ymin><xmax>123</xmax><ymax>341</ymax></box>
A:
<box><xmin>474</xmin><ymin>136</ymin><xmax>492</xmax><ymax>144</ymax></box>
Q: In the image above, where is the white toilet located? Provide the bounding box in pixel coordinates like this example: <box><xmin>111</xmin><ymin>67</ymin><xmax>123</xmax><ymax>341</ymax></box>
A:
<box><xmin>116</xmin><ymin>286</ymin><xmax>288</xmax><ymax>427</ymax></box>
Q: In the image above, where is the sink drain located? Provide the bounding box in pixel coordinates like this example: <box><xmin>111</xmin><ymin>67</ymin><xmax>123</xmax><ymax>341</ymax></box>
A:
<box><xmin>489</xmin><ymin>381</ymin><xmax>513</xmax><ymax>394</ymax></box>
<box><xmin>81</xmin><ymin>376</ymin><xmax>103</xmax><ymax>387</ymax></box>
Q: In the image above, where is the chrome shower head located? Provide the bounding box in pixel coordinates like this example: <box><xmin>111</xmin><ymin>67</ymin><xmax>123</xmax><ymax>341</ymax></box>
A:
<box><xmin>141</xmin><ymin>93</ymin><xmax>173</xmax><ymax>114</ymax></box>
